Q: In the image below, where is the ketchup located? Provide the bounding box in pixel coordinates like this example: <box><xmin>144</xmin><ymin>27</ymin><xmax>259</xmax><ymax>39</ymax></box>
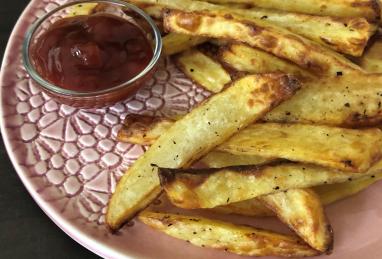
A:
<box><xmin>31</xmin><ymin>14</ymin><xmax>153</xmax><ymax>92</ymax></box>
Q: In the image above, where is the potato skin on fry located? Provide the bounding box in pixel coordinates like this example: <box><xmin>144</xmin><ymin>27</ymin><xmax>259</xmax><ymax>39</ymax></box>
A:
<box><xmin>211</xmin><ymin>197</ymin><xmax>274</xmax><ymax>217</ymax></box>
<box><xmin>211</xmin><ymin>173</ymin><xmax>382</xmax><ymax>217</ymax></box>
<box><xmin>118</xmin><ymin>115</ymin><xmax>382</xmax><ymax>172</ymax></box>
<box><xmin>357</xmin><ymin>38</ymin><xmax>382</xmax><ymax>73</ymax></box>
<box><xmin>162</xmin><ymin>33</ymin><xmax>207</xmax><ymax>56</ymax></box>
<box><xmin>217</xmin><ymin>123</ymin><xmax>382</xmax><ymax>173</ymax></box>
<box><xmin>259</xmin><ymin>189</ymin><xmax>333</xmax><ymax>253</ymax></box>
<box><xmin>175</xmin><ymin>49</ymin><xmax>231</xmax><ymax>93</ymax></box>
<box><xmin>133</xmin><ymin>0</ymin><xmax>377</xmax><ymax>56</ymax></box>
<box><xmin>159</xmin><ymin>160</ymin><xmax>382</xmax><ymax>209</ymax></box>
<box><xmin>117</xmin><ymin>115</ymin><xmax>174</xmax><ymax>146</ymax></box>
<box><xmin>163</xmin><ymin>9</ymin><xmax>362</xmax><ymax>76</ymax></box>
<box><xmin>203</xmin><ymin>0</ymin><xmax>381</xmax><ymax>21</ymax></box>
<box><xmin>139</xmin><ymin>211</ymin><xmax>320</xmax><ymax>257</ymax></box>
<box><xmin>107</xmin><ymin>74</ymin><xmax>300</xmax><ymax>230</ymax></box>
<box><xmin>201</xmin><ymin>151</ymin><xmax>275</xmax><ymax>168</ymax></box>
<box><xmin>314</xmin><ymin>172</ymin><xmax>382</xmax><ymax>205</ymax></box>
<box><xmin>265</xmin><ymin>73</ymin><xmax>382</xmax><ymax>127</ymax></box>
<box><xmin>219</xmin><ymin>44</ymin><xmax>314</xmax><ymax>80</ymax></box>
<box><xmin>231</xmin><ymin>9</ymin><xmax>377</xmax><ymax>57</ymax></box>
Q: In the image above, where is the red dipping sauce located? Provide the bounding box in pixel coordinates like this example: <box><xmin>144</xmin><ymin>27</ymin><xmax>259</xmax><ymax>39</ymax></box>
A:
<box><xmin>31</xmin><ymin>14</ymin><xmax>153</xmax><ymax>92</ymax></box>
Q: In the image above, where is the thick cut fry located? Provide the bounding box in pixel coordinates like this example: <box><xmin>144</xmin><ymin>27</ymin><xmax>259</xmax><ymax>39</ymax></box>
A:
<box><xmin>162</xmin><ymin>33</ymin><xmax>207</xmax><ymax>56</ymax></box>
<box><xmin>164</xmin><ymin>10</ymin><xmax>362</xmax><ymax>76</ymax></box>
<box><xmin>230</xmin><ymin>8</ymin><xmax>377</xmax><ymax>57</ymax></box>
<box><xmin>259</xmin><ymin>189</ymin><xmax>333</xmax><ymax>253</ymax></box>
<box><xmin>159</xmin><ymin>160</ymin><xmax>382</xmax><ymax>209</ymax></box>
<box><xmin>200</xmin><ymin>151</ymin><xmax>274</xmax><ymax>168</ymax></box>
<box><xmin>357</xmin><ymin>38</ymin><xmax>382</xmax><ymax>73</ymax></box>
<box><xmin>118</xmin><ymin>114</ymin><xmax>382</xmax><ymax>172</ymax></box>
<box><xmin>202</xmin><ymin>0</ymin><xmax>381</xmax><ymax>21</ymax></box>
<box><xmin>213</xmin><ymin>173</ymin><xmax>382</xmax><ymax>217</ymax></box>
<box><xmin>117</xmin><ymin>115</ymin><xmax>173</xmax><ymax>145</ymax></box>
<box><xmin>218</xmin><ymin>123</ymin><xmax>382</xmax><ymax>173</ymax></box>
<box><xmin>220</xmin><ymin>44</ymin><xmax>314</xmax><ymax>79</ymax></box>
<box><xmin>265</xmin><ymin>73</ymin><xmax>382</xmax><ymax>127</ymax></box>
<box><xmin>314</xmin><ymin>172</ymin><xmax>382</xmax><ymax>205</ymax></box>
<box><xmin>130</xmin><ymin>0</ymin><xmax>377</xmax><ymax>56</ymax></box>
<box><xmin>118</xmin><ymin>74</ymin><xmax>382</xmax><ymax>129</ymax></box>
<box><xmin>175</xmin><ymin>49</ymin><xmax>231</xmax><ymax>93</ymax></box>
<box><xmin>106</xmin><ymin>74</ymin><xmax>300</xmax><ymax>229</ymax></box>
<box><xmin>212</xmin><ymin>197</ymin><xmax>274</xmax><ymax>217</ymax></box>
<box><xmin>139</xmin><ymin>211</ymin><xmax>319</xmax><ymax>257</ymax></box>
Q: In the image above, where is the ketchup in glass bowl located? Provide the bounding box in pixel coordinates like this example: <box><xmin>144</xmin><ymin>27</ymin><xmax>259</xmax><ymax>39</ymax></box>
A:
<box><xmin>22</xmin><ymin>0</ymin><xmax>162</xmax><ymax>108</ymax></box>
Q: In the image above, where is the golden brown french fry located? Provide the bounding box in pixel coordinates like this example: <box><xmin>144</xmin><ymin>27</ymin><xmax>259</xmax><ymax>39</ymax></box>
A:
<box><xmin>264</xmin><ymin>73</ymin><xmax>382</xmax><ymax>127</ymax></box>
<box><xmin>217</xmin><ymin>123</ymin><xmax>382</xmax><ymax>173</ymax></box>
<box><xmin>162</xmin><ymin>33</ymin><xmax>207</xmax><ymax>56</ymax></box>
<box><xmin>200</xmin><ymin>151</ymin><xmax>274</xmax><ymax>168</ymax></box>
<box><xmin>314</xmin><ymin>172</ymin><xmax>382</xmax><ymax>205</ymax></box>
<box><xmin>118</xmin><ymin>115</ymin><xmax>382</xmax><ymax>172</ymax></box>
<box><xmin>159</xmin><ymin>160</ymin><xmax>382</xmax><ymax>209</ymax></box>
<box><xmin>357</xmin><ymin>38</ymin><xmax>382</xmax><ymax>73</ymax></box>
<box><xmin>119</xmin><ymin>72</ymin><xmax>382</xmax><ymax>129</ymax></box>
<box><xmin>202</xmin><ymin>0</ymin><xmax>381</xmax><ymax>21</ymax></box>
<box><xmin>175</xmin><ymin>49</ymin><xmax>231</xmax><ymax>93</ymax></box>
<box><xmin>230</xmin><ymin>8</ymin><xmax>377</xmax><ymax>57</ymax></box>
<box><xmin>259</xmin><ymin>189</ymin><xmax>333</xmax><ymax>253</ymax></box>
<box><xmin>117</xmin><ymin>115</ymin><xmax>173</xmax><ymax>146</ymax></box>
<box><xmin>213</xmin><ymin>173</ymin><xmax>382</xmax><ymax>217</ymax></box>
<box><xmin>220</xmin><ymin>44</ymin><xmax>314</xmax><ymax>79</ymax></box>
<box><xmin>129</xmin><ymin>0</ymin><xmax>377</xmax><ymax>56</ymax></box>
<box><xmin>139</xmin><ymin>211</ymin><xmax>320</xmax><ymax>257</ymax></box>
<box><xmin>212</xmin><ymin>197</ymin><xmax>274</xmax><ymax>217</ymax></box>
<box><xmin>163</xmin><ymin>10</ymin><xmax>362</xmax><ymax>76</ymax></box>
<box><xmin>106</xmin><ymin>74</ymin><xmax>300</xmax><ymax>230</ymax></box>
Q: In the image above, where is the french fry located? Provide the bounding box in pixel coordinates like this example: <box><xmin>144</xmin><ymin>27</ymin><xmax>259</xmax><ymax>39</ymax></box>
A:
<box><xmin>119</xmin><ymin>68</ymin><xmax>382</xmax><ymax>129</ymax></box>
<box><xmin>164</xmin><ymin>10</ymin><xmax>362</xmax><ymax>76</ymax></box>
<box><xmin>202</xmin><ymin>0</ymin><xmax>381</xmax><ymax>21</ymax></box>
<box><xmin>314</xmin><ymin>172</ymin><xmax>382</xmax><ymax>205</ymax></box>
<box><xmin>264</xmin><ymin>73</ymin><xmax>382</xmax><ymax>127</ymax></box>
<box><xmin>357</xmin><ymin>38</ymin><xmax>382</xmax><ymax>73</ymax></box>
<box><xmin>106</xmin><ymin>74</ymin><xmax>300</xmax><ymax>229</ymax></box>
<box><xmin>217</xmin><ymin>123</ymin><xmax>382</xmax><ymax>173</ymax></box>
<box><xmin>212</xmin><ymin>197</ymin><xmax>274</xmax><ymax>217</ymax></box>
<box><xmin>213</xmin><ymin>173</ymin><xmax>382</xmax><ymax>217</ymax></box>
<box><xmin>259</xmin><ymin>189</ymin><xmax>333</xmax><ymax>253</ymax></box>
<box><xmin>200</xmin><ymin>151</ymin><xmax>274</xmax><ymax>168</ymax></box>
<box><xmin>162</xmin><ymin>33</ymin><xmax>207</xmax><ymax>56</ymax></box>
<box><xmin>139</xmin><ymin>211</ymin><xmax>320</xmax><ymax>257</ymax></box>
<box><xmin>230</xmin><ymin>8</ymin><xmax>377</xmax><ymax>57</ymax></box>
<box><xmin>129</xmin><ymin>0</ymin><xmax>377</xmax><ymax>56</ymax></box>
<box><xmin>117</xmin><ymin>115</ymin><xmax>173</xmax><ymax>145</ymax></box>
<box><xmin>220</xmin><ymin>44</ymin><xmax>314</xmax><ymax>79</ymax></box>
<box><xmin>118</xmin><ymin>115</ymin><xmax>382</xmax><ymax>172</ymax></box>
<box><xmin>158</xmin><ymin>160</ymin><xmax>382</xmax><ymax>209</ymax></box>
<box><xmin>175</xmin><ymin>49</ymin><xmax>231</xmax><ymax>93</ymax></box>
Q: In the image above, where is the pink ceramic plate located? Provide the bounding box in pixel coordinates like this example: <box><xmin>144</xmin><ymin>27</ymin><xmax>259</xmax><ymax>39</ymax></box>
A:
<box><xmin>1</xmin><ymin>1</ymin><xmax>382</xmax><ymax>258</ymax></box>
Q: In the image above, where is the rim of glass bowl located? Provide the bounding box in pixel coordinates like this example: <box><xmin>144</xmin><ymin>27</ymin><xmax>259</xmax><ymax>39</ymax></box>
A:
<box><xmin>22</xmin><ymin>0</ymin><xmax>162</xmax><ymax>97</ymax></box>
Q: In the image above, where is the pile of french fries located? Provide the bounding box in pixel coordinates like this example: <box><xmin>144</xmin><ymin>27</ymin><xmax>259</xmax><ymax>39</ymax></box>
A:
<box><xmin>99</xmin><ymin>0</ymin><xmax>382</xmax><ymax>257</ymax></box>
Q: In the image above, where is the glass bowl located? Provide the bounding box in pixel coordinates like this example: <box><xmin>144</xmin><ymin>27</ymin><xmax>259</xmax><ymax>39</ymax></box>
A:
<box><xmin>22</xmin><ymin>0</ymin><xmax>162</xmax><ymax>108</ymax></box>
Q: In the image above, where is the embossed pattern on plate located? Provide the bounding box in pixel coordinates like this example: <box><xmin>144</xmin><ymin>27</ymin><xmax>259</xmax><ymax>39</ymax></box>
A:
<box><xmin>2</xmin><ymin>1</ymin><xmax>382</xmax><ymax>259</ymax></box>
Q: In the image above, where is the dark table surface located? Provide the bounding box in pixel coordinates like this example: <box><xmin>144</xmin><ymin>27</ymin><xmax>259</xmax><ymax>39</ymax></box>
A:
<box><xmin>0</xmin><ymin>1</ymin><xmax>100</xmax><ymax>258</ymax></box>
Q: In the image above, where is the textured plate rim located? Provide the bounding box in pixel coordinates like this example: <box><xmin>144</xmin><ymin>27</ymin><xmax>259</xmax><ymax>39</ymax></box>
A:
<box><xmin>0</xmin><ymin>1</ymin><xmax>132</xmax><ymax>258</ymax></box>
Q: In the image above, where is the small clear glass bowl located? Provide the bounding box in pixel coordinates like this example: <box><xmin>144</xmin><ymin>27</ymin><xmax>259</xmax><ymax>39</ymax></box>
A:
<box><xmin>22</xmin><ymin>0</ymin><xmax>162</xmax><ymax>108</ymax></box>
